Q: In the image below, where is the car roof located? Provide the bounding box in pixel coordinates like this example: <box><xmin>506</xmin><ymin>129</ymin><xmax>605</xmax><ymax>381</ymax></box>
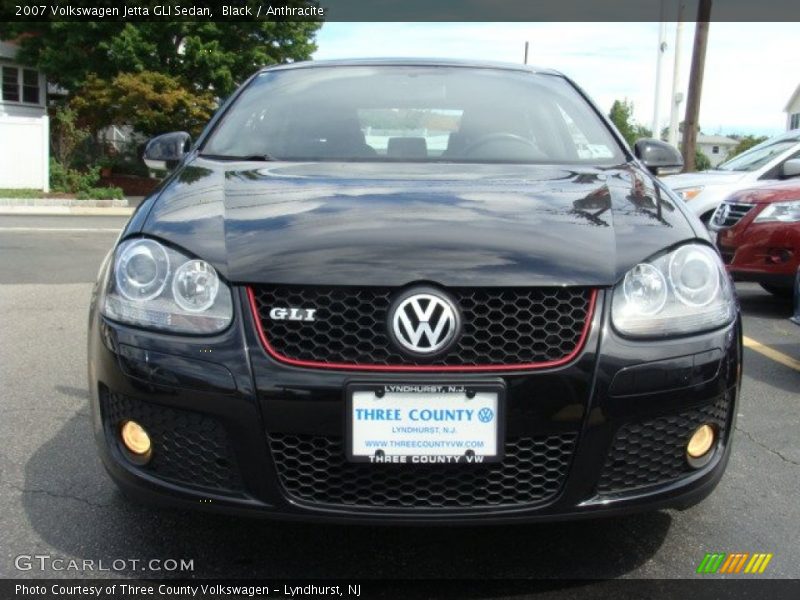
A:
<box><xmin>767</xmin><ymin>128</ymin><xmax>800</xmax><ymax>143</ymax></box>
<box><xmin>258</xmin><ymin>58</ymin><xmax>563</xmax><ymax>76</ymax></box>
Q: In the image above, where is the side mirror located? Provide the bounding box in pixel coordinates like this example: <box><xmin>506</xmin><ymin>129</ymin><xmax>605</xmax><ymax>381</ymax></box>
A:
<box><xmin>143</xmin><ymin>131</ymin><xmax>191</xmax><ymax>171</ymax></box>
<box><xmin>634</xmin><ymin>138</ymin><xmax>684</xmax><ymax>176</ymax></box>
<box><xmin>780</xmin><ymin>158</ymin><xmax>800</xmax><ymax>179</ymax></box>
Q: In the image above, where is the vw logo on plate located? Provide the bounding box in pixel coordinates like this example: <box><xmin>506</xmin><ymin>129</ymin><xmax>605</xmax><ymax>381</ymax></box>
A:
<box><xmin>389</xmin><ymin>289</ymin><xmax>460</xmax><ymax>356</ymax></box>
<box><xmin>478</xmin><ymin>408</ymin><xmax>494</xmax><ymax>423</ymax></box>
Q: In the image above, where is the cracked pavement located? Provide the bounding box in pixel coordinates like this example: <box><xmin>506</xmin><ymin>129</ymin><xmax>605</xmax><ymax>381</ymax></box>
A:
<box><xmin>0</xmin><ymin>215</ymin><xmax>798</xmax><ymax>583</ymax></box>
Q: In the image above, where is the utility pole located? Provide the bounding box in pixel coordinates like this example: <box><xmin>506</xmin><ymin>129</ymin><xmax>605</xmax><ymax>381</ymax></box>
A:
<box><xmin>682</xmin><ymin>0</ymin><xmax>712</xmax><ymax>171</ymax></box>
<box><xmin>668</xmin><ymin>1</ymin><xmax>685</xmax><ymax>147</ymax></box>
<box><xmin>652</xmin><ymin>0</ymin><xmax>668</xmax><ymax>136</ymax></box>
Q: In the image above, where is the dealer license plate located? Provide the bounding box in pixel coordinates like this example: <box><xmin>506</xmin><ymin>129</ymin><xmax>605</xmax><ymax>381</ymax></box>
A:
<box><xmin>346</xmin><ymin>382</ymin><xmax>504</xmax><ymax>464</ymax></box>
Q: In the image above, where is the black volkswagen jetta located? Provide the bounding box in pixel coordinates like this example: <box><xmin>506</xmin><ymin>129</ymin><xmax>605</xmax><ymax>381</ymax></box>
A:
<box><xmin>88</xmin><ymin>59</ymin><xmax>741</xmax><ymax>523</ymax></box>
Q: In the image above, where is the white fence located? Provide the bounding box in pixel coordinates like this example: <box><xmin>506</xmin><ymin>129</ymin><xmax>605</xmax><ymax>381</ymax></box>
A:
<box><xmin>0</xmin><ymin>115</ymin><xmax>49</xmax><ymax>191</ymax></box>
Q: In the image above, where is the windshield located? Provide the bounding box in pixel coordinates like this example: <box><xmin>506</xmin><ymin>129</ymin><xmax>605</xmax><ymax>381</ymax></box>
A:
<box><xmin>202</xmin><ymin>66</ymin><xmax>624</xmax><ymax>164</ymax></box>
<box><xmin>716</xmin><ymin>137</ymin><xmax>798</xmax><ymax>172</ymax></box>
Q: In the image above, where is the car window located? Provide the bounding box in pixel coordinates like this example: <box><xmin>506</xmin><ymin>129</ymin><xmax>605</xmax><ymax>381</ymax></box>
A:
<box><xmin>557</xmin><ymin>104</ymin><xmax>617</xmax><ymax>160</ymax></box>
<box><xmin>716</xmin><ymin>139</ymin><xmax>797</xmax><ymax>172</ymax></box>
<box><xmin>357</xmin><ymin>108</ymin><xmax>463</xmax><ymax>157</ymax></box>
<box><xmin>202</xmin><ymin>66</ymin><xmax>624</xmax><ymax>164</ymax></box>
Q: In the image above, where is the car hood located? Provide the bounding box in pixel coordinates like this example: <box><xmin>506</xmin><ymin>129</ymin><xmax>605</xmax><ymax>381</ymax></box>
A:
<box><xmin>661</xmin><ymin>170</ymin><xmax>746</xmax><ymax>189</ymax></box>
<box><xmin>726</xmin><ymin>180</ymin><xmax>800</xmax><ymax>205</ymax></box>
<box><xmin>137</xmin><ymin>159</ymin><xmax>698</xmax><ymax>287</ymax></box>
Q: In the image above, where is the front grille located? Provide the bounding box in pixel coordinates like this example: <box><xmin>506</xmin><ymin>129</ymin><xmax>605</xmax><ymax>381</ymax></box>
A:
<box><xmin>269</xmin><ymin>433</ymin><xmax>577</xmax><ymax>509</ymax></box>
<box><xmin>712</xmin><ymin>202</ymin><xmax>754</xmax><ymax>228</ymax></box>
<box><xmin>250</xmin><ymin>286</ymin><xmax>594</xmax><ymax>369</ymax></box>
<box><xmin>719</xmin><ymin>245</ymin><xmax>735</xmax><ymax>265</ymax></box>
<box><xmin>101</xmin><ymin>391</ymin><xmax>243</xmax><ymax>494</ymax></box>
<box><xmin>597</xmin><ymin>394</ymin><xmax>731</xmax><ymax>494</ymax></box>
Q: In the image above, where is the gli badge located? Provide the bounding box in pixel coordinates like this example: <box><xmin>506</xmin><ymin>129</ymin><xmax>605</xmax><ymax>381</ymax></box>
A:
<box><xmin>269</xmin><ymin>307</ymin><xmax>317</xmax><ymax>322</ymax></box>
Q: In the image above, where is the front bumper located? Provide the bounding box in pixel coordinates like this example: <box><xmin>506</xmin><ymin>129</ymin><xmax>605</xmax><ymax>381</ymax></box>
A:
<box><xmin>88</xmin><ymin>285</ymin><xmax>742</xmax><ymax>524</ymax></box>
<box><xmin>716</xmin><ymin>218</ymin><xmax>800</xmax><ymax>287</ymax></box>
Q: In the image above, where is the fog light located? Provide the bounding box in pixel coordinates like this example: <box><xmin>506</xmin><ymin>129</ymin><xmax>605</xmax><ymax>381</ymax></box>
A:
<box><xmin>687</xmin><ymin>424</ymin><xmax>715</xmax><ymax>459</ymax></box>
<box><xmin>121</xmin><ymin>420</ymin><xmax>151</xmax><ymax>456</ymax></box>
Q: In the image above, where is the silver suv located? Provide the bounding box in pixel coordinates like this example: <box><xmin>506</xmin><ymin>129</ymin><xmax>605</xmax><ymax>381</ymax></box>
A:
<box><xmin>663</xmin><ymin>130</ymin><xmax>800</xmax><ymax>223</ymax></box>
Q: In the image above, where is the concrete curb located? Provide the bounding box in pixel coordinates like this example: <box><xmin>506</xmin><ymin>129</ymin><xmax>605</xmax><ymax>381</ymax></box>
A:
<box><xmin>0</xmin><ymin>197</ymin><xmax>135</xmax><ymax>216</ymax></box>
<box><xmin>0</xmin><ymin>198</ymin><xmax>130</xmax><ymax>207</ymax></box>
<box><xmin>0</xmin><ymin>206</ymin><xmax>134</xmax><ymax>216</ymax></box>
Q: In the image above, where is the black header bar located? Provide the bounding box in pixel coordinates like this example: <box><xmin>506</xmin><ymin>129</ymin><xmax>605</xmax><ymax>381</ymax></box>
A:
<box><xmin>2</xmin><ymin>0</ymin><xmax>800</xmax><ymax>22</ymax></box>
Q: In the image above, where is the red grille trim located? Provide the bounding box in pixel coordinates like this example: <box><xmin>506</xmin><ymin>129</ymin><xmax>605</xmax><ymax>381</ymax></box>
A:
<box><xmin>247</xmin><ymin>287</ymin><xmax>598</xmax><ymax>373</ymax></box>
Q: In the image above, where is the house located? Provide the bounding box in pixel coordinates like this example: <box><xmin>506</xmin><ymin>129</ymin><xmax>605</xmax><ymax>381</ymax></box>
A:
<box><xmin>0</xmin><ymin>40</ymin><xmax>49</xmax><ymax>191</ymax></box>
<box><xmin>676</xmin><ymin>132</ymin><xmax>738</xmax><ymax>167</ymax></box>
<box><xmin>696</xmin><ymin>134</ymin><xmax>738</xmax><ymax>168</ymax></box>
<box><xmin>786</xmin><ymin>83</ymin><xmax>800</xmax><ymax>131</ymax></box>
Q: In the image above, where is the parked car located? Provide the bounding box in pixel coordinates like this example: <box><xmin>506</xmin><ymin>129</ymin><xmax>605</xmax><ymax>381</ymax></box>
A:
<box><xmin>710</xmin><ymin>180</ymin><xmax>800</xmax><ymax>297</ymax></box>
<box><xmin>89</xmin><ymin>59</ymin><xmax>741</xmax><ymax>523</ymax></box>
<box><xmin>663</xmin><ymin>130</ymin><xmax>800</xmax><ymax>224</ymax></box>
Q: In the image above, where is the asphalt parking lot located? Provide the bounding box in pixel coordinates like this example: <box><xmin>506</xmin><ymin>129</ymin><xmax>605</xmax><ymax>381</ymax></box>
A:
<box><xmin>0</xmin><ymin>215</ymin><xmax>798</xmax><ymax>585</ymax></box>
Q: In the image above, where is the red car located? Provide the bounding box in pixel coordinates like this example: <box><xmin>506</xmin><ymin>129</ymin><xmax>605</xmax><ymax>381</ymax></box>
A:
<box><xmin>711</xmin><ymin>180</ymin><xmax>800</xmax><ymax>297</ymax></box>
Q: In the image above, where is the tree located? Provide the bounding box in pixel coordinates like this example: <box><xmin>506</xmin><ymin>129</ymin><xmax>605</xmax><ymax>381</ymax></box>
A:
<box><xmin>0</xmin><ymin>16</ymin><xmax>321</xmax><ymax>98</ymax></box>
<box><xmin>70</xmin><ymin>71</ymin><xmax>217</xmax><ymax>137</ymax></box>
<box><xmin>1</xmin><ymin>15</ymin><xmax>321</xmax><ymax>154</ymax></box>
<box><xmin>609</xmin><ymin>99</ymin><xmax>652</xmax><ymax>147</ymax></box>
<box><xmin>727</xmin><ymin>135</ymin><xmax>768</xmax><ymax>160</ymax></box>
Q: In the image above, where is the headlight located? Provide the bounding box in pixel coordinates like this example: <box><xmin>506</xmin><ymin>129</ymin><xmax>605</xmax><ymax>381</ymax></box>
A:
<box><xmin>101</xmin><ymin>238</ymin><xmax>233</xmax><ymax>334</ymax></box>
<box><xmin>677</xmin><ymin>187</ymin><xmax>704</xmax><ymax>201</ymax></box>
<box><xmin>612</xmin><ymin>244</ymin><xmax>735</xmax><ymax>337</ymax></box>
<box><xmin>754</xmin><ymin>199</ymin><xmax>800</xmax><ymax>223</ymax></box>
<box><xmin>115</xmin><ymin>239</ymin><xmax>169</xmax><ymax>301</ymax></box>
<box><xmin>172</xmin><ymin>260</ymin><xmax>220</xmax><ymax>312</ymax></box>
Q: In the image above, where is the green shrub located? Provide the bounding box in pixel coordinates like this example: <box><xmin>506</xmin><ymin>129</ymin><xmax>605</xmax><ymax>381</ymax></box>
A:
<box><xmin>50</xmin><ymin>158</ymin><xmax>124</xmax><ymax>198</ymax></box>
<box><xmin>695</xmin><ymin>151</ymin><xmax>712</xmax><ymax>171</ymax></box>
<box><xmin>51</xmin><ymin>106</ymin><xmax>90</xmax><ymax>167</ymax></box>
<box><xmin>76</xmin><ymin>186</ymin><xmax>124</xmax><ymax>200</ymax></box>
<box><xmin>50</xmin><ymin>159</ymin><xmax>101</xmax><ymax>194</ymax></box>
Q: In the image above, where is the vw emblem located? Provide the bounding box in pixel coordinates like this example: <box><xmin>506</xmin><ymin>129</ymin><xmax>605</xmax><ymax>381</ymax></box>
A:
<box><xmin>389</xmin><ymin>289</ymin><xmax>460</xmax><ymax>356</ymax></box>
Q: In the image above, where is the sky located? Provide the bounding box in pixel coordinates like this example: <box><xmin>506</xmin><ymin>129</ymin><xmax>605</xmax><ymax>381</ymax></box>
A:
<box><xmin>314</xmin><ymin>22</ymin><xmax>800</xmax><ymax>138</ymax></box>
